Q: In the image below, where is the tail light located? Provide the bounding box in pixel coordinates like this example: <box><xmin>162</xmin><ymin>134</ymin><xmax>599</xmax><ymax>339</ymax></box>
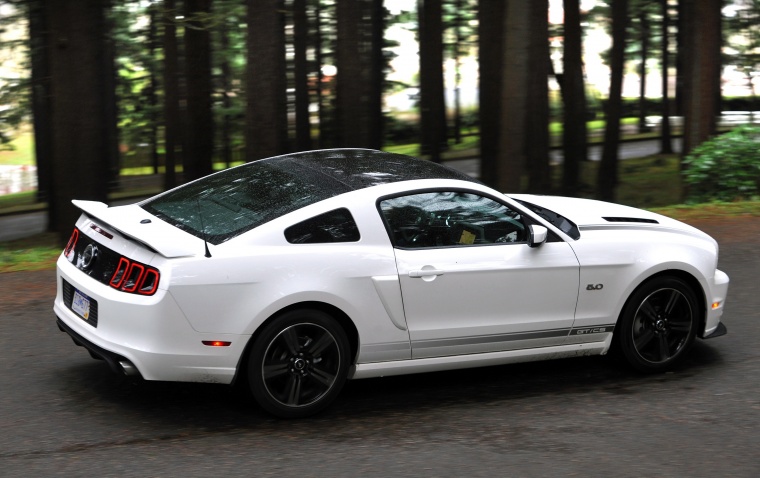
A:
<box><xmin>109</xmin><ymin>256</ymin><xmax>160</xmax><ymax>296</ymax></box>
<box><xmin>63</xmin><ymin>228</ymin><xmax>80</xmax><ymax>261</ymax></box>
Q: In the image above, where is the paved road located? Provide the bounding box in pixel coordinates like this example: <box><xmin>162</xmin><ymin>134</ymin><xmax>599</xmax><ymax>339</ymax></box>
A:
<box><xmin>0</xmin><ymin>217</ymin><xmax>756</xmax><ymax>477</ymax></box>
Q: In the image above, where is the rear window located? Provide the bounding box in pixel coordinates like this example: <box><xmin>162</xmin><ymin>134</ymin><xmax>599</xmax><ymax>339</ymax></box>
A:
<box><xmin>141</xmin><ymin>159</ymin><xmax>351</xmax><ymax>244</ymax></box>
<box><xmin>284</xmin><ymin>208</ymin><xmax>360</xmax><ymax>244</ymax></box>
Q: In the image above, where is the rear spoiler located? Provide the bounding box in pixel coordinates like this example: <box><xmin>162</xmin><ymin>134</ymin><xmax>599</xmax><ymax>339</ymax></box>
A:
<box><xmin>72</xmin><ymin>200</ymin><xmax>201</xmax><ymax>258</ymax></box>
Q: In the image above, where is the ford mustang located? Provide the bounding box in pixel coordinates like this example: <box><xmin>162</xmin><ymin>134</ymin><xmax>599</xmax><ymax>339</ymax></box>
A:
<box><xmin>54</xmin><ymin>149</ymin><xmax>728</xmax><ymax>418</ymax></box>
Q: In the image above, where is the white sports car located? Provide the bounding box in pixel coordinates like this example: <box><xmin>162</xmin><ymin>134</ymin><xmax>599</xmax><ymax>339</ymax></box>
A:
<box><xmin>55</xmin><ymin>149</ymin><xmax>728</xmax><ymax>418</ymax></box>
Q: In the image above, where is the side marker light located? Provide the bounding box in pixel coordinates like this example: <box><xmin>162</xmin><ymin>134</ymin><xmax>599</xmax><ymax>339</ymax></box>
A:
<box><xmin>202</xmin><ymin>341</ymin><xmax>232</xmax><ymax>347</ymax></box>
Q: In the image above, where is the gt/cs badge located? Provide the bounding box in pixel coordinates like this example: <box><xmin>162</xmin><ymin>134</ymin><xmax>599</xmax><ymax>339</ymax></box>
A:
<box><xmin>586</xmin><ymin>283</ymin><xmax>604</xmax><ymax>291</ymax></box>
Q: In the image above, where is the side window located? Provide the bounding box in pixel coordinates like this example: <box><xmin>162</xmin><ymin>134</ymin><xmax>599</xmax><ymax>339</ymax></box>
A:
<box><xmin>379</xmin><ymin>191</ymin><xmax>526</xmax><ymax>249</ymax></box>
<box><xmin>285</xmin><ymin>208</ymin><xmax>361</xmax><ymax>244</ymax></box>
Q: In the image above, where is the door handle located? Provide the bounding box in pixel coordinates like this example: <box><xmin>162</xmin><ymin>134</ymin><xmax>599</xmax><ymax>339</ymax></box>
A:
<box><xmin>409</xmin><ymin>269</ymin><xmax>445</xmax><ymax>278</ymax></box>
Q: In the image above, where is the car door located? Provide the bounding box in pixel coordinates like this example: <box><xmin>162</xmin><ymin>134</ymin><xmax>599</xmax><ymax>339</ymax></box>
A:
<box><xmin>379</xmin><ymin>191</ymin><xmax>581</xmax><ymax>359</ymax></box>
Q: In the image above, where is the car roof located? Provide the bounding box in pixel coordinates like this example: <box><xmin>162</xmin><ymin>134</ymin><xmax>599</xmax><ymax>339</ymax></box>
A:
<box><xmin>259</xmin><ymin>148</ymin><xmax>478</xmax><ymax>192</ymax></box>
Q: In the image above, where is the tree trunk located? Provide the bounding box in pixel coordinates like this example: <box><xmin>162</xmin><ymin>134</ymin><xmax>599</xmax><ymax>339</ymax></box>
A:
<box><xmin>219</xmin><ymin>7</ymin><xmax>233</xmax><ymax>168</ymax></box>
<box><xmin>637</xmin><ymin>8</ymin><xmax>650</xmax><ymax>134</ymax></box>
<box><xmin>336</xmin><ymin>0</ymin><xmax>383</xmax><ymax>149</ymax></box>
<box><xmin>314</xmin><ymin>0</ymin><xmax>329</xmax><ymax>148</ymax></box>
<box><xmin>675</xmin><ymin>0</ymin><xmax>684</xmax><ymax>116</ymax></box>
<box><xmin>148</xmin><ymin>4</ymin><xmax>160</xmax><ymax>175</ymax></box>
<box><xmin>336</xmin><ymin>0</ymin><xmax>362</xmax><ymax>147</ymax></box>
<box><xmin>28</xmin><ymin>0</ymin><xmax>52</xmax><ymax>210</ymax></box>
<box><xmin>561</xmin><ymin>0</ymin><xmax>587</xmax><ymax>196</ymax></box>
<box><xmin>163</xmin><ymin>0</ymin><xmax>179</xmax><ymax>190</ymax></box>
<box><xmin>368</xmin><ymin>0</ymin><xmax>385</xmax><ymax>150</ymax></box>
<box><xmin>498</xmin><ymin>0</ymin><xmax>530</xmax><ymax>192</ymax></box>
<box><xmin>184</xmin><ymin>0</ymin><xmax>214</xmax><ymax>180</ymax></box>
<box><xmin>418</xmin><ymin>0</ymin><xmax>446</xmax><ymax>163</ymax></box>
<box><xmin>246</xmin><ymin>0</ymin><xmax>287</xmax><ymax>161</ymax></box>
<box><xmin>478</xmin><ymin>0</ymin><xmax>505</xmax><ymax>188</ymax></box>
<box><xmin>681</xmin><ymin>0</ymin><xmax>722</xmax><ymax>156</ymax></box>
<box><xmin>597</xmin><ymin>0</ymin><xmax>628</xmax><ymax>202</ymax></box>
<box><xmin>46</xmin><ymin>0</ymin><xmax>111</xmax><ymax>244</ymax></box>
<box><xmin>103</xmin><ymin>0</ymin><xmax>120</xmax><ymax>193</ymax></box>
<box><xmin>294</xmin><ymin>0</ymin><xmax>312</xmax><ymax>151</ymax></box>
<box><xmin>660</xmin><ymin>0</ymin><xmax>673</xmax><ymax>154</ymax></box>
<box><xmin>452</xmin><ymin>0</ymin><xmax>463</xmax><ymax>144</ymax></box>
<box><xmin>525</xmin><ymin>0</ymin><xmax>551</xmax><ymax>193</ymax></box>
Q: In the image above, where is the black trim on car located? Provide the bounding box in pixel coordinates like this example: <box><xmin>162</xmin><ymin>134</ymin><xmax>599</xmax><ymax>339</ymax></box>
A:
<box><xmin>56</xmin><ymin>317</ymin><xmax>139</xmax><ymax>377</ymax></box>
<box><xmin>701</xmin><ymin>322</ymin><xmax>727</xmax><ymax>339</ymax></box>
<box><xmin>603</xmin><ymin>217</ymin><xmax>659</xmax><ymax>224</ymax></box>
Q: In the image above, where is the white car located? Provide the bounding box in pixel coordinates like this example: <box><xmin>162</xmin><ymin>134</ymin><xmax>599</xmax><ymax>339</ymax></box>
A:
<box><xmin>55</xmin><ymin>149</ymin><xmax>729</xmax><ymax>418</ymax></box>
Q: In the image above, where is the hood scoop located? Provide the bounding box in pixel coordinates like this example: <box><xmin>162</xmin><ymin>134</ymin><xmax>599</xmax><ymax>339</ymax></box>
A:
<box><xmin>603</xmin><ymin>216</ymin><xmax>659</xmax><ymax>224</ymax></box>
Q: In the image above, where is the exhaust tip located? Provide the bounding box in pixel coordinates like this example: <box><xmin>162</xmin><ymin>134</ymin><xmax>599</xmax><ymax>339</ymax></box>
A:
<box><xmin>119</xmin><ymin>360</ymin><xmax>139</xmax><ymax>377</ymax></box>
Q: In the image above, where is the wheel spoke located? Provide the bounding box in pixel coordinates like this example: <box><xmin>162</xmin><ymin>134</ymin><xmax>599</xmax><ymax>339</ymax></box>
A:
<box><xmin>285</xmin><ymin>374</ymin><xmax>302</xmax><ymax>406</ymax></box>
<box><xmin>664</xmin><ymin>290</ymin><xmax>681</xmax><ymax>315</ymax></box>
<box><xmin>639</xmin><ymin>300</ymin><xmax>658</xmax><ymax>322</ymax></box>
<box><xmin>263</xmin><ymin>361</ymin><xmax>289</xmax><ymax>380</ymax></box>
<box><xmin>669</xmin><ymin>319</ymin><xmax>692</xmax><ymax>333</ymax></box>
<box><xmin>280</xmin><ymin>327</ymin><xmax>300</xmax><ymax>355</ymax></box>
<box><xmin>307</xmin><ymin>332</ymin><xmax>335</xmax><ymax>357</ymax></box>
<box><xmin>634</xmin><ymin>328</ymin><xmax>655</xmax><ymax>351</ymax></box>
<box><xmin>310</xmin><ymin>365</ymin><xmax>336</xmax><ymax>388</ymax></box>
<box><xmin>657</xmin><ymin>334</ymin><xmax>671</xmax><ymax>361</ymax></box>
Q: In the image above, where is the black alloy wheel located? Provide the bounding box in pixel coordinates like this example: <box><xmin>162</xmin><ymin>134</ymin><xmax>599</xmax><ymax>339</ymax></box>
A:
<box><xmin>618</xmin><ymin>276</ymin><xmax>699</xmax><ymax>372</ymax></box>
<box><xmin>248</xmin><ymin>309</ymin><xmax>350</xmax><ymax>418</ymax></box>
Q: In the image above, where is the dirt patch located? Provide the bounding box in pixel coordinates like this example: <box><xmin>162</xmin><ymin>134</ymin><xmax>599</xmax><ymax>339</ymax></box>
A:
<box><xmin>0</xmin><ymin>269</ymin><xmax>56</xmax><ymax>309</ymax></box>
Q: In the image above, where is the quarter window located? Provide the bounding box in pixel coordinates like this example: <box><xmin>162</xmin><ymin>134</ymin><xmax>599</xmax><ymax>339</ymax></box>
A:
<box><xmin>285</xmin><ymin>208</ymin><xmax>361</xmax><ymax>244</ymax></box>
<box><xmin>380</xmin><ymin>191</ymin><xmax>526</xmax><ymax>248</ymax></box>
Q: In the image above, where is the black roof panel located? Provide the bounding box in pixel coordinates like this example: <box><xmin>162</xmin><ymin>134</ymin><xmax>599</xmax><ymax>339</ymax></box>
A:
<box><xmin>265</xmin><ymin>149</ymin><xmax>478</xmax><ymax>190</ymax></box>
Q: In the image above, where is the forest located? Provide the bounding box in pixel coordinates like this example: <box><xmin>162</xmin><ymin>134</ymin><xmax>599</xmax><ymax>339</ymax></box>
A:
<box><xmin>0</xmin><ymin>0</ymin><xmax>758</xmax><ymax>244</ymax></box>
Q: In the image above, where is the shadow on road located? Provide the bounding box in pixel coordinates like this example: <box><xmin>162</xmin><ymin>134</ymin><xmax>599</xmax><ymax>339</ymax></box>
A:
<box><xmin>48</xmin><ymin>338</ymin><xmax>724</xmax><ymax>431</ymax></box>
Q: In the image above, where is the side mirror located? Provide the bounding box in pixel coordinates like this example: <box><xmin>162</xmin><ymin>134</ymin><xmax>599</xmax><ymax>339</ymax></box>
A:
<box><xmin>528</xmin><ymin>225</ymin><xmax>548</xmax><ymax>248</ymax></box>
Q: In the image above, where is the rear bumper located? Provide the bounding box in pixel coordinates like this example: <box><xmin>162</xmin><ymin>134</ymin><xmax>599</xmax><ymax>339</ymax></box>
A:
<box><xmin>55</xmin><ymin>255</ymin><xmax>246</xmax><ymax>384</ymax></box>
<box><xmin>57</xmin><ymin>317</ymin><xmax>142</xmax><ymax>377</ymax></box>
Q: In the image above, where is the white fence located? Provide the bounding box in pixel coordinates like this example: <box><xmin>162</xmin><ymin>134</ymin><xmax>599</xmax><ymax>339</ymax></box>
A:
<box><xmin>0</xmin><ymin>165</ymin><xmax>37</xmax><ymax>195</ymax></box>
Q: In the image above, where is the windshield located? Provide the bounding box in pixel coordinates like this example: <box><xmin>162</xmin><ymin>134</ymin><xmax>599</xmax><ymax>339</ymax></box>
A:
<box><xmin>141</xmin><ymin>159</ymin><xmax>350</xmax><ymax>244</ymax></box>
<box><xmin>514</xmin><ymin>199</ymin><xmax>580</xmax><ymax>240</ymax></box>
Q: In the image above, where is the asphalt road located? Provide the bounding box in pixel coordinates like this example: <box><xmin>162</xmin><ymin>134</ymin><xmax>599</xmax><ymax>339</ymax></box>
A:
<box><xmin>0</xmin><ymin>217</ymin><xmax>757</xmax><ymax>477</ymax></box>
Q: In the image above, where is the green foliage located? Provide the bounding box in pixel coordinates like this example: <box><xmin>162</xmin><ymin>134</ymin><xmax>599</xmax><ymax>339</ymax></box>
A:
<box><xmin>682</xmin><ymin>126</ymin><xmax>760</xmax><ymax>202</ymax></box>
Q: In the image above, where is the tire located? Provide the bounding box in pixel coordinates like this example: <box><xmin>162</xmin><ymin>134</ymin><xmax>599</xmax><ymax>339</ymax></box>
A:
<box><xmin>248</xmin><ymin>309</ymin><xmax>350</xmax><ymax>418</ymax></box>
<box><xmin>617</xmin><ymin>276</ymin><xmax>700</xmax><ymax>373</ymax></box>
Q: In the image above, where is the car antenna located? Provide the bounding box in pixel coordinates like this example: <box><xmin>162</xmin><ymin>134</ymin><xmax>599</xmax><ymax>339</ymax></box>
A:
<box><xmin>196</xmin><ymin>197</ymin><xmax>212</xmax><ymax>258</ymax></box>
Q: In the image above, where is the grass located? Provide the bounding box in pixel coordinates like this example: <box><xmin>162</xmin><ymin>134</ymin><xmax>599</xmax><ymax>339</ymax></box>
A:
<box><xmin>651</xmin><ymin>201</ymin><xmax>760</xmax><ymax>221</ymax></box>
<box><xmin>571</xmin><ymin>154</ymin><xmax>683</xmax><ymax>209</ymax></box>
<box><xmin>0</xmin><ymin>132</ymin><xmax>34</xmax><ymax>166</ymax></box>
<box><xmin>0</xmin><ymin>232</ymin><xmax>61</xmax><ymax>273</ymax></box>
<box><xmin>0</xmin><ymin>190</ymin><xmax>36</xmax><ymax>210</ymax></box>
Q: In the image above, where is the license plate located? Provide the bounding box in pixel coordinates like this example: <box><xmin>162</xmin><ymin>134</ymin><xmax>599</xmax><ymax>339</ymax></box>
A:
<box><xmin>72</xmin><ymin>289</ymin><xmax>91</xmax><ymax>320</ymax></box>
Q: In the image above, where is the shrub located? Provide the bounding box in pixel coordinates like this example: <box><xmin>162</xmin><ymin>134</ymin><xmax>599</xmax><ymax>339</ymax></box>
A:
<box><xmin>682</xmin><ymin>125</ymin><xmax>760</xmax><ymax>203</ymax></box>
